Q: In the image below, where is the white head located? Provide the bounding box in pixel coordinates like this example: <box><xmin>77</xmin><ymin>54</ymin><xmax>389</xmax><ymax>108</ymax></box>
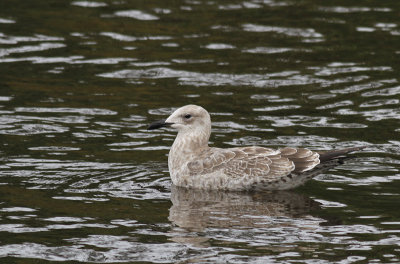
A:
<box><xmin>148</xmin><ymin>105</ymin><xmax>211</xmax><ymax>149</ymax></box>
<box><xmin>166</xmin><ymin>105</ymin><xmax>211</xmax><ymax>134</ymax></box>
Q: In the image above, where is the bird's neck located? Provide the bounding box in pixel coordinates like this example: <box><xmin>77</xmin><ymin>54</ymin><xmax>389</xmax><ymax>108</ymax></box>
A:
<box><xmin>168</xmin><ymin>129</ymin><xmax>210</xmax><ymax>173</ymax></box>
<box><xmin>171</xmin><ymin>129</ymin><xmax>210</xmax><ymax>155</ymax></box>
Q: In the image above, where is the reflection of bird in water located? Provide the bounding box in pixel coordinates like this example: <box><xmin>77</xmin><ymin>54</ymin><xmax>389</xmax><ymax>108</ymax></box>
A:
<box><xmin>148</xmin><ymin>105</ymin><xmax>366</xmax><ymax>191</ymax></box>
<box><xmin>169</xmin><ymin>185</ymin><xmax>321</xmax><ymax>232</ymax></box>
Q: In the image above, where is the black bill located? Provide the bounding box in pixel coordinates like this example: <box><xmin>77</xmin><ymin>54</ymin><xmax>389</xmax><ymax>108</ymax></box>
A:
<box><xmin>147</xmin><ymin>119</ymin><xmax>173</xmax><ymax>130</ymax></box>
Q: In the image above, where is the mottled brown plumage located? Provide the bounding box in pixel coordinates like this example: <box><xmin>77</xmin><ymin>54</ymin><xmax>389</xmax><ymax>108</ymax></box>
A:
<box><xmin>148</xmin><ymin>105</ymin><xmax>365</xmax><ymax>191</ymax></box>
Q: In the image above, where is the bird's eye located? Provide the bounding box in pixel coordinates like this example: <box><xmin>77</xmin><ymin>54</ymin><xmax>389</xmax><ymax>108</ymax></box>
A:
<box><xmin>184</xmin><ymin>114</ymin><xmax>192</xmax><ymax>119</ymax></box>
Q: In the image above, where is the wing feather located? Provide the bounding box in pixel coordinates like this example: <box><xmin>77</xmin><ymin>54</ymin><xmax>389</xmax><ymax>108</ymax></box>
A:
<box><xmin>187</xmin><ymin>146</ymin><xmax>295</xmax><ymax>182</ymax></box>
<box><xmin>279</xmin><ymin>147</ymin><xmax>320</xmax><ymax>173</ymax></box>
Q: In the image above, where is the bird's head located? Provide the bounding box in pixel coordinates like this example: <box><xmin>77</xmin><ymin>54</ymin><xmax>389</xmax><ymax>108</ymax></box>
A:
<box><xmin>148</xmin><ymin>105</ymin><xmax>211</xmax><ymax>138</ymax></box>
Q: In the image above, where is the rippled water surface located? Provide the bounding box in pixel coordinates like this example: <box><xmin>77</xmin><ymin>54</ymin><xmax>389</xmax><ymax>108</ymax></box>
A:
<box><xmin>1</xmin><ymin>0</ymin><xmax>400</xmax><ymax>263</ymax></box>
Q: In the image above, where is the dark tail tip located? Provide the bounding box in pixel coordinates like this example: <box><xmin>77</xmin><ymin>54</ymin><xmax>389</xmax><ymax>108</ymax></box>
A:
<box><xmin>318</xmin><ymin>146</ymin><xmax>367</xmax><ymax>162</ymax></box>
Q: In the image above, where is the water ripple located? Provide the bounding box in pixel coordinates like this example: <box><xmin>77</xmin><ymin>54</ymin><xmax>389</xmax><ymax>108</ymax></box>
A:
<box><xmin>256</xmin><ymin>115</ymin><xmax>367</xmax><ymax>129</ymax></box>
<box><xmin>15</xmin><ymin>107</ymin><xmax>117</xmax><ymax>115</ymax></box>
<box><xmin>0</xmin><ymin>96</ymin><xmax>13</xmax><ymax>101</ymax></box>
<box><xmin>0</xmin><ymin>33</ymin><xmax>64</xmax><ymax>45</ymax></box>
<box><xmin>253</xmin><ymin>105</ymin><xmax>301</xmax><ymax>112</ymax></box>
<box><xmin>28</xmin><ymin>146</ymin><xmax>81</xmax><ymax>151</ymax></box>
<box><xmin>359</xmin><ymin>99</ymin><xmax>399</xmax><ymax>108</ymax></box>
<box><xmin>319</xmin><ymin>6</ymin><xmax>392</xmax><ymax>13</ymax></box>
<box><xmin>310</xmin><ymin>64</ymin><xmax>392</xmax><ymax>76</ymax></box>
<box><xmin>242</xmin><ymin>24</ymin><xmax>324</xmax><ymax>42</ymax></box>
<box><xmin>113</xmin><ymin>10</ymin><xmax>160</xmax><ymax>20</ymax></box>
<box><xmin>99</xmin><ymin>67</ymin><xmax>326</xmax><ymax>87</ymax></box>
<box><xmin>71</xmin><ymin>1</ymin><xmax>107</xmax><ymax>7</ymax></box>
<box><xmin>0</xmin><ymin>18</ymin><xmax>16</xmax><ymax>24</ymax></box>
<box><xmin>0</xmin><ymin>124</ymin><xmax>68</xmax><ymax>135</ymax></box>
<box><xmin>335</xmin><ymin>108</ymin><xmax>400</xmax><ymax>121</ymax></box>
<box><xmin>0</xmin><ymin>43</ymin><xmax>65</xmax><ymax>57</ymax></box>
<box><xmin>243</xmin><ymin>47</ymin><xmax>296</xmax><ymax>54</ymax></box>
<box><xmin>250</xmin><ymin>94</ymin><xmax>295</xmax><ymax>102</ymax></box>
<box><xmin>316</xmin><ymin>100</ymin><xmax>353</xmax><ymax>110</ymax></box>
<box><xmin>204</xmin><ymin>43</ymin><xmax>236</xmax><ymax>50</ymax></box>
<box><xmin>0</xmin><ymin>55</ymin><xmax>83</xmax><ymax>64</ymax></box>
<box><xmin>362</xmin><ymin>85</ymin><xmax>400</xmax><ymax>97</ymax></box>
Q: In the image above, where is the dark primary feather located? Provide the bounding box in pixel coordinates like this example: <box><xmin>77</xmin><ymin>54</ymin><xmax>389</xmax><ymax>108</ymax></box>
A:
<box><xmin>318</xmin><ymin>146</ymin><xmax>367</xmax><ymax>162</ymax></box>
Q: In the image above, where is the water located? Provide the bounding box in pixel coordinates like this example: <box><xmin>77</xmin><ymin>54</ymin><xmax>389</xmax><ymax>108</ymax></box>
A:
<box><xmin>0</xmin><ymin>0</ymin><xmax>399</xmax><ymax>263</ymax></box>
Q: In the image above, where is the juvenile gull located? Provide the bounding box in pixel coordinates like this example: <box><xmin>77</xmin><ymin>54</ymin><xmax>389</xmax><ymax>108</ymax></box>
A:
<box><xmin>148</xmin><ymin>105</ymin><xmax>365</xmax><ymax>191</ymax></box>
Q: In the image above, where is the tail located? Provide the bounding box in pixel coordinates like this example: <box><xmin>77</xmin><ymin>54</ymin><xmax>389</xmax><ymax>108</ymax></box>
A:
<box><xmin>318</xmin><ymin>146</ymin><xmax>367</xmax><ymax>162</ymax></box>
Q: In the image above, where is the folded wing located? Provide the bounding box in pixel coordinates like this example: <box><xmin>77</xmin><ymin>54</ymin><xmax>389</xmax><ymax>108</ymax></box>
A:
<box><xmin>187</xmin><ymin>146</ymin><xmax>320</xmax><ymax>185</ymax></box>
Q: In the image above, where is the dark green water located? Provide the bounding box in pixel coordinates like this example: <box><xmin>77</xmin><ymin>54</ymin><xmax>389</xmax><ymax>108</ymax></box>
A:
<box><xmin>0</xmin><ymin>0</ymin><xmax>399</xmax><ymax>263</ymax></box>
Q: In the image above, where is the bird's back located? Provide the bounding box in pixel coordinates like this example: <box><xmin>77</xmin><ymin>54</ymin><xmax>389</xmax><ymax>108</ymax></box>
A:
<box><xmin>169</xmin><ymin>146</ymin><xmax>322</xmax><ymax>190</ymax></box>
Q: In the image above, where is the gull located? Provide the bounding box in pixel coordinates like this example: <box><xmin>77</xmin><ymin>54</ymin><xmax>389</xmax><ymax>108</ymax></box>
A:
<box><xmin>148</xmin><ymin>105</ymin><xmax>365</xmax><ymax>191</ymax></box>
